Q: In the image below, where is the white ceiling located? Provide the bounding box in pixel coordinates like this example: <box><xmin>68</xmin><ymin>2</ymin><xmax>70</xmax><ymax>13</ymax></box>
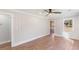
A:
<box><xmin>18</xmin><ymin>9</ymin><xmax>79</xmax><ymax>19</ymax></box>
<box><xmin>0</xmin><ymin>9</ymin><xmax>79</xmax><ymax>19</ymax></box>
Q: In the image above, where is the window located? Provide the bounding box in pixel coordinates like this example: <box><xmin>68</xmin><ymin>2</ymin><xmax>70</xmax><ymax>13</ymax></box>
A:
<box><xmin>64</xmin><ymin>19</ymin><xmax>73</xmax><ymax>32</ymax></box>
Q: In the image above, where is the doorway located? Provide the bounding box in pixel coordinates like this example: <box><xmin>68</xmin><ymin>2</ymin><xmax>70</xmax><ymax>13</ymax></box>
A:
<box><xmin>0</xmin><ymin>15</ymin><xmax>11</xmax><ymax>46</ymax></box>
<box><xmin>50</xmin><ymin>20</ymin><xmax>55</xmax><ymax>34</ymax></box>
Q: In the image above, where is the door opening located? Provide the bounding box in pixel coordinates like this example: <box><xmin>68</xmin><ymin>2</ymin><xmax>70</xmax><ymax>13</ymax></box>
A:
<box><xmin>50</xmin><ymin>20</ymin><xmax>54</xmax><ymax>34</ymax></box>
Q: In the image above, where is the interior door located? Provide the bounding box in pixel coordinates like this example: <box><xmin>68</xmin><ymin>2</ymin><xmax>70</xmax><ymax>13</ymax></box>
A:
<box><xmin>0</xmin><ymin>15</ymin><xmax>11</xmax><ymax>44</ymax></box>
<box><xmin>50</xmin><ymin>21</ymin><xmax>54</xmax><ymax>34</ymax></box>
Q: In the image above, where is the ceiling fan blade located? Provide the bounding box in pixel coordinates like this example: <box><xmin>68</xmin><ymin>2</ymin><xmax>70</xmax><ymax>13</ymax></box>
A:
<box><xmin>52</xmin><ymin>12</ymin><xmax>61</xmax><ymax>14</ymax></box>
<box><xmin>44</xmin><ymin>10</ymin><xmax>49</xmax><ymax>13</ymax></box>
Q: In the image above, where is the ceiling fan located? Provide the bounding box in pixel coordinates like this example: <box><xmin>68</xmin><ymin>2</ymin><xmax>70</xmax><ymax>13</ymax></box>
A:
<box><xmin>44</xmin><ymin>9</ymin><xmax>61</xmax><ymax>16</ymax></box>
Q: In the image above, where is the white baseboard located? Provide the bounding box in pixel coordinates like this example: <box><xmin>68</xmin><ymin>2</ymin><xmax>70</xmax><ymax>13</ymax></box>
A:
<box><xmin>54</xmin><ymin>34</ymin><xmax>63</xmax><ymax>37</ymax></box>
<box><xmin>54</xmin><ymin>33</ymin><xmax>79</xmax><ymax>40</ymax></box>
<box><xmin>12</xmin><ymin>34</ymin><xmax>49</xmax><ymax>47</ymax></box>
<box><xmin>0</xmin><ymin>40</ymin><xmax>10</xmax><ymax>45</ymax></box>
<box><xmin>70</xmin><ymin>37</ymin><xmax>79</xmax><ymax>40</ymax></box>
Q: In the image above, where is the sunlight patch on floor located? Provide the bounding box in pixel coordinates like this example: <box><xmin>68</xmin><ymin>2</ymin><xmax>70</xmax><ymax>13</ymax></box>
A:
<box><xmin>63</xmin><ymin>32</ymin><xmax>74</xmax><ymax>44</ymax></box>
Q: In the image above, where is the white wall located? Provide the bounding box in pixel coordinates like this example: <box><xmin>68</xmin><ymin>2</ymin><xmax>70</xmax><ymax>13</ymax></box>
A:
<box><xmin>0</xmin><ymin>15</ymin><xmax>11</xmax><ymax>44</ymax></box>
<box><xmin>69</xmin><ymin>16</ymin><xmax>79</xmax><ymax>39</ymax></box>
<box><xmin>12</xmin><ymin>13</ymin><xmax>50</xmax><ymax>47</ymax></box>
<box><xmin>54</xmin><ymin>19</ymin><xmax>64</xmax><ymax>36</ymax></box>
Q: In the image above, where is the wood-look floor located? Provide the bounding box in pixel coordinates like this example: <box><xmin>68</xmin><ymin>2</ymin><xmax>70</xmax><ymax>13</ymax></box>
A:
<box><xmin>0</xmin><ymin>35</ymin><xmax>79</xmax><ymax>50</ymax></box>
